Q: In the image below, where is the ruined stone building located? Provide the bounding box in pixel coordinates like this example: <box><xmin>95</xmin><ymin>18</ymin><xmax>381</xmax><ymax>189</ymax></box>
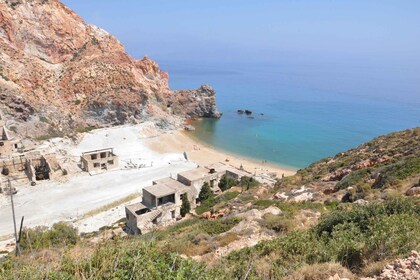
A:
<box><xmin>177</xmin><ymin>166</ymin><xmax>223</xmax><ymax>197</ymax></box>
<box><xmin>0</xmin><ymin>153</ymin><xmax>65</xmax><ymax>192</ymax></box>
<box><xmin>0</xmin><ymin>126</ymin><xmax>13</xmax><ymax>157</ymax></box>
<box><xmin>125</xmin><ymin>163</ymin><xmax>251</xmax><ymax>235</ymax></box>
<box><xmin>177</xmin><ymin>162</ymin><xmax>250</xmax><ymax>199</ymax></box>
<box><xmin>125</xmin><ymin>178</ymin><xmax>194</xmax><ymax>234</ymax></box>
<box><xmin>0</xmin><ymin>118</ymin><xmax>22</xmax><ymax>158</ymax></box>
<box><xmin>80</xmin><ymin>148</ymin><xmax>119</xmax><ymax>174</ymax></box>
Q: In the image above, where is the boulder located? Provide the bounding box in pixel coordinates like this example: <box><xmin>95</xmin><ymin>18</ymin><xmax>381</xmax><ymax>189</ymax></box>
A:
<box><xmin>405</xmin><ymin>186</ymin><xmax>420</xmax><ymax>197</ymax></box>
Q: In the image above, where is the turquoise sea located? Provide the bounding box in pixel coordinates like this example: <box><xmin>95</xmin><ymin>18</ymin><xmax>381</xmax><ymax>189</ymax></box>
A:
<box><xmin>162</xmin><ymin>60</ymin><xmax>420</xmax><ymax>169</ymax></box>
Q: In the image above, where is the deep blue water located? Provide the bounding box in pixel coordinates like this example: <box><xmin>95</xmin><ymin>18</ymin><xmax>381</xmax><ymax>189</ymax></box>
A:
<box><xmin>161</xmin><ymin>61</ymin><xmax>420</xmax><ymax>169</ymax></box>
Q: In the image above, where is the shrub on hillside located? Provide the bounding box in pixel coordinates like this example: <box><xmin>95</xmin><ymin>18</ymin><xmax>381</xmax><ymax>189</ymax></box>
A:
<box><xmin>372</xmin><ymin>157</ymin><xmax>420</xmax><ymax>189</ymax></box>
<box><xmin>195</xmin><ymin>197</ymin><xmax>218</xmax><ymax>215</ymax></box>
<box><xmin>198</xmin><ymin>182</ymin><xmax>213</xmax><ymax>202</ymax></box>
<box><xmin>1</xmin><ymin>240</ymin><xmax>221</xmax><ymax>279</ymax></box>
<box><xmin>19</xmin><ymin>222</ymin><xmax>78</xmax><ymax>251</ymax></box>
<box><xmin>180</xmin><ymin>194</ymin><xmax>191</xmax><ymax>217</ymax></box>
<box><xmin>261</xmin><ymin>213</ymin><xmax>291</xmax><ymax>233</ymax></box>
<box><xmin>218</xmin><ymin>174</ymin><xmax>238</xmax><ymax>191</ymax></box>
<box><xmin>199</xmin><ymin>217</ymin><xmax>241</xmax><ymax>235</ymax></box>
<box><xmin>335</xmin><ymin>169</ymin><xmax>371</xmax><ymax>191</ymax></box>
<box><xmin>239</xmin><ymin>176</ymin><xmax>259</xmax><ymax>191</ymax></box>
<box><xmin>285</xmin><ymin>262</ymin><xmax>355</xmax><ymax>280</ymax></box>
<box><xmin>219</xmin><ymin>196</ymin><xmax>420</xmax><ymax>278</ymax></box>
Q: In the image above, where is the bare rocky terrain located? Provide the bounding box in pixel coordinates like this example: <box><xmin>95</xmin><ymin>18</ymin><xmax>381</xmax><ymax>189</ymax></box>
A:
<box><xmin>0</xmin><ymin>0</ymin><xmax>220</xmax><ymax>138</ymax></box>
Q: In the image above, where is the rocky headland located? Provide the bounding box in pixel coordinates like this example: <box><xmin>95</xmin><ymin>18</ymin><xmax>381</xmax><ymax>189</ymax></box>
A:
<box><xmin>0</xmin><ymin>0</ymin><xmax>220</xmax><ymax>137</ymax></box>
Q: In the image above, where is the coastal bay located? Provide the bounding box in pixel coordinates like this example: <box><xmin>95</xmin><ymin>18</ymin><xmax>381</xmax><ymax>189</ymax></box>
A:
<box><xmin>144</xmin><ymin>129</ymin><xmax>297</xmax><ymax>178</ymax></box>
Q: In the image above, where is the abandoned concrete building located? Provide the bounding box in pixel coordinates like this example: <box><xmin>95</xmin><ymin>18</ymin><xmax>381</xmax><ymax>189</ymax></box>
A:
<box><xmin>125</xmin><ymin>178</ymin><xmax>194</xmax><ymax>234</ymax></box>
<box><xmin>126</xmin><ymin>163</ymin><xmax>252</xmax><ymax>235</ymax></box>
<box><xmin>0</xmin><ymin>153</ymin><xmax>64</xmax><ymax>188</ymax></box>
<box><xmin>80</xmin><ymin>148</ymin><xmax>119</xmax><ymax>174</ymax></box>
<box><xmin>177</xmin><ymin>166</ymin><xmax>223</xmax><ymax>196</ymax></box>
<box><xmin>177</xmin><ymin>162</ymin><xmax>251</xmax><ymax>198</ymax></box>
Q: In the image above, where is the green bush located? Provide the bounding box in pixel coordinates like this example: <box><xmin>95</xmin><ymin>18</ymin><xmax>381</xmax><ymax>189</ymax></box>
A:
<box><xmin>1</xmin><ymin>240</ymin><xmax>221</xmax><ymax>279</ymax></box>
<box><xmin>314</xmin><ymin>196</ymin><xmax>419</xmax><ymax>236</ymax></box>
<box><xmin>329</xmin><ymin>222</ymin><xmax>365</xmax><ymax>270</ymax></box>
<box><xmin>335</xmin><ymin>169</ymin><xmax>371</xmax><ymax>191</ymax></box>
<box><xmin>262</xmin><ymin>213</ymin><xmax>291</xmax><ymax>233</ymax></box>
<box><xmin>254</xmin><ymin>199</ymin><xmax>276</xmax><ymax>208</ymax></box>
<box><xmin>195</xmin><ymin>191</ymin><xmax>239</xmax><ymax>215</ymax></box>
<box><xmin>200</xmin><ymin>218</ymin><xmax>241</xmax><ymax>236</ymax></box>
<box><xmin>219</xmin><ymin>174</ymin><xmax>238</xmax><ymax>191</ymax></box>
<box><xmin>372</xmin><ymin>157</ymin><xmax>420</xmax><ymax>189</ymax></box>
<box><xmin>219</xmin><ymin>191</ymin><xmax>240</xmax><ymax>201</ymax></box>
<box><xmin>75</xmin><ymin>126</ymin><xmax>93</xmax><ymax>133</ymax></box>
<box><xmin>19</xmin><ymin>222</ymin><xmax>79</xmax><ymax>251</ymax></box>
<box><xmin>39</xmin><ymin>116</ymin><xmax>49</xmax><ymax>123</ymax></box>
<box><xmin>219</xmin><ymin>196</ymin><xmax>420</xmax><ymax>278</ymax></box>
<box><xmin>195</xmin><ymin>197</ymin><xmax>218</xmax><ymax>215</ymax></box>
<box><xmin>366</xmin><ymin>214</ymin><xmax>419</xmax><ymax>260</ymax></box>
<box><xmin>239</xmin><ymin>176</ymin><xmax>259</xmax><ymax>190</ymax></box>
<box><xmin>198</xmin><ymin>182</ymin><xmax>213</xmax><ymax>202</ymax></box>
<box><xmin>180</xmin><ymin>194</ymin><xmax>191</xmax><ymax>217</ymax></box>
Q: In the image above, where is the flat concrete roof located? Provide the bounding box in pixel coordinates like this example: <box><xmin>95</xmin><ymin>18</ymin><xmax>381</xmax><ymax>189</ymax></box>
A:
<box><xmin>207</xmin><ymin>162</ymin><xmax>251</xmax><ymax>177</ymax></box>
<box><xmin>205</xmin><ymin>162</ymin><xmax>228</xmax><ymax>173</ymax></box>
<box><xmin>126</xmin><ymin>202</ymin><xmax>148</xmax><ymax>214</ymax></box>
<box><xmin>177</xmin><ymin>167</ymin><xmax>214</xmax><ymax>181</ymax></box>
<box><xmin>226</xmin><ymin>166</ymin><xmax>251</xmax><ymax>177</ymax></box>
<box><xmin>154</xmin><ymin>177</ymin><xmax>191</xmax><ymax>193</ymax></box>
<box><xmin>144</xmin><ymin>183</ymin><xmax>176</xmax><ymax>198</ymax></box>
<box><xmin>82</xmin><ymin>148</ymin><xmax>115</xmax><ymax>156</ymax></box>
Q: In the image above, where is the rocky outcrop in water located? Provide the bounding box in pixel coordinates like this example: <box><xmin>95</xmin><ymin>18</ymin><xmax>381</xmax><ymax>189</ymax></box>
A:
<box><xmin>0</xmin><ymin>0</ymin><xmax>220</xmax><ymax>137</ymax></box>
<box><xmin>170</xmin><ymin>85</ymin><xmax>221</xmax><ymax>118</ymax></box>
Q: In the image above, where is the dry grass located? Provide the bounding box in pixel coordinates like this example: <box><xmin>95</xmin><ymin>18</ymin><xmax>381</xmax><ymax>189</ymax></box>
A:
<box><xmin>80</xmin><ymin>193</ymin><xmax>139</xmax><ymax>219</ymax></box>
<box><xmin>361</xmin><ymin>260</ymin><xmax>389</xmax><ymax>277</ymax></box>
<box><xmin>184</xmin><ymin>241</ymin><xmax>213</xmax><ymax>256</ymax></box>
<box><xmin>285</xmin><ymin>262</ymin><xmax>355</xmax><ymax>280</ymax></box>
<box><xmin>215</xmin><ymin>232</ymin><xmax>239</xmax><ymax>247</ymax></box>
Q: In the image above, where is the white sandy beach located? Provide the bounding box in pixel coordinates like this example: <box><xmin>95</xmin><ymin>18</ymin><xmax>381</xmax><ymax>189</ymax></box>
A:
<box><xmin>144</xmin><ymin>130</ymin><xmax>297</xmax><ymax>178</ymax></box>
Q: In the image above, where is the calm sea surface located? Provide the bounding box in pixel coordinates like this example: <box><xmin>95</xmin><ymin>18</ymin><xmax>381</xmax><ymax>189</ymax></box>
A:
<box><xmin>162</xmin><ymin>61</ymin><xmax>420</xmax><ymax>169</ymax></box>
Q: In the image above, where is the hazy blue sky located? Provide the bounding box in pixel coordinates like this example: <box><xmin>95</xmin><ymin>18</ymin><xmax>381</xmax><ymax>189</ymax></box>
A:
<box><xmin>61</xmin><ymin>1</ymin><xmax>420</xmax><ymax>64</ymax></box>
<box><xmin>60</xmin><ymin>1</ymin><xmax>420</xmax><ymax>103</ymax></box>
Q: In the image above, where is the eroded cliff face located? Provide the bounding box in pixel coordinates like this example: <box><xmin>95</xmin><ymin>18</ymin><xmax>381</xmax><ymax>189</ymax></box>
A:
<box><xmin>0</xmin><ymin>0</ymin><xmax>220</xmax><ymax>136</ymax></box>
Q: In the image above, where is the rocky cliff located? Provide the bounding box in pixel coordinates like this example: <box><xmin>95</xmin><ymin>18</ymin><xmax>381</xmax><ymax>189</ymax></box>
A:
<box><xmin>0</xmin><ymin>0</ymin><xmax>220</xmax><ymax>136</ymax></box>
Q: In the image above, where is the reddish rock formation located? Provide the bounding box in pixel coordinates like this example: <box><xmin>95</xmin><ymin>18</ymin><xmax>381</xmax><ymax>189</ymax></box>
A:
<box><xmin>0</xmin><ymin>0</ymin><xmax>220</xmax><ymax>136</ymax></box>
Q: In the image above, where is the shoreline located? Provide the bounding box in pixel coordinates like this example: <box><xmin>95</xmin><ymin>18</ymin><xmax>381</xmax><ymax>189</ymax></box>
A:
<box><xmin>144</xmin><ymin>129</ymin><xmax>297</xmax><ymax>178</ymax></box>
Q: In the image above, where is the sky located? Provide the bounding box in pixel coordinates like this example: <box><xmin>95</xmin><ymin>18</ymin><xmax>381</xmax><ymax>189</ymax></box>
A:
<box><xmin>61</xmin><ymin>1</ymin><xmax>420</xmax><ymax>103</ymax></box>
<box><xmin>61</xmin><ymin>1</ymin><xmax>420</xmax><ymax>65</ymax></box>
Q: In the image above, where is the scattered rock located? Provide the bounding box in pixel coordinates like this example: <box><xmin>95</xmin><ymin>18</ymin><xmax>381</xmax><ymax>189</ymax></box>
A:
<box><xmin>353</xmin><ymin>199</ymin><xmax>368</xmax><ymax>205</ymax></box>
<box><xmin>261</xmin><ymin>206</ymin><xmax>282</xmax><ymax>216</ymax></box>
<box><xmin>361</xmin><ymin>251</ymin><xmax>420</xmax><ymax>280</ymax></box>
<box><xmin>184</xmin><ymin>125</ymin><xmax>195</xmax><ymax>131</ymax></box>
<box><xmin>405</xmin><ymin>180</ymin><xmax>420</xmax><ymax>196</ymax></box>
<box><xmin>200</xmin><ymin>208</ymin><xmax>229</xmax><ymax>220</ymax></box>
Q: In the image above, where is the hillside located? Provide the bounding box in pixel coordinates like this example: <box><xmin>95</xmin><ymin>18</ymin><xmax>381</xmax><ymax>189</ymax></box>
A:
<box><xmin>276</xmin><ymin>127</ymin><xmax>420</xmax><ymax>203</ymax></box>
<box><xmin>1</xmin><ymin>128</ymin><xmax>419</xmax><ymax>279</ymax></box>
<box><xmin>0</xmin><ymin>0</ymin><xmax>220</xmax><ymax>137</ymax></box>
